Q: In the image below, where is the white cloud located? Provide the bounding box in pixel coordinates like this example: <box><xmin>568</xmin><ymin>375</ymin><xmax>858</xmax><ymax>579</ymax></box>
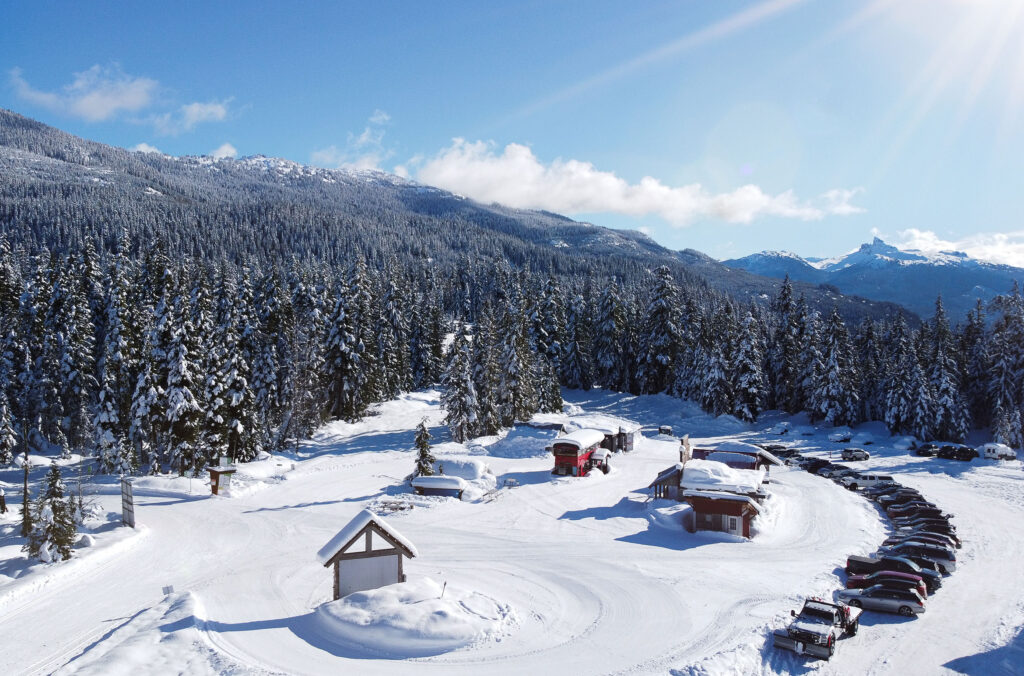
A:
<box><xmin>414</xmin><ymin>139</ymin><xmax>863</xmax><ymax>225</ymax></box>
<box><xmin>10</xmin><ymin>65</ymin><xmax>157</xmax><ymax>122</ymax></box>
<box><xmin>311</xmin><ymin>110</ymin><xmax>393</xmax><ymax>170</ymax></box>
<box><xmin>151</xmin><ymin>99</ymin><xmax>231</xmax><ymax>135</ymax></box>
<box><xmin>210</xmin><ymin>142</ymin><xmax>237</xmax><ymax>159</ymax></box>
<box><xmin>886</xmin><ymin>227</ymin><xmax>1024</xmax><ymax>268</ymax></box>
<box><xmin>131</xmin><ymin>142</ymin><xmax>162</xmax><ymax>154</ymax></box>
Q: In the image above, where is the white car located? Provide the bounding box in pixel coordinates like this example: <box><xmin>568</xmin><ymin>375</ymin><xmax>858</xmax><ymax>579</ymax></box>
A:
<box><xmin>840</xmin><ymin>473</ymin><xmax>895</xmax><ymax>491</ymax></box>
<box><xmin>980</xmin><ymin>443</ymin><xmax>1017</xmax><ymax>461</ymax></box>
<box><xmin>828</xmin><ymin>430</ymin><xmax>853</xmax><ymax>443</ymax></box>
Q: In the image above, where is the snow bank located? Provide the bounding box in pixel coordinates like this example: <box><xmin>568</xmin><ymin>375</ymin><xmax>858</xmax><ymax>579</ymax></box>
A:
<box><xmin>313</xmin><ymin>577</ymin><xmax>515</xmax><ymax>657</ymax></box>
<box><xmin>54</xmin><ymin>592</ymin><xmax>239</xmax><ymax>676</ymax></box>
<box><xmin>412</xmin><ymin>475</ymin><xmax>467</xmax><ymax>491</ymax></box>
<box><xmin>431</xmin><ymin>457</ymin><xmax>490</xmax><ymax>481</ymax></box>
<box><xmin>484</xmin><ymin>426</ymin><xmax>559</xmax><ymax>458</ymax></box>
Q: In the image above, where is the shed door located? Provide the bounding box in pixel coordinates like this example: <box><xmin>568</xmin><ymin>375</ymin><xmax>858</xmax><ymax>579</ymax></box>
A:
<box><xmin>338</xmin><ymin>554</ymin><xmax>399</xmax><ymax>598</ymax></box>
<box><xmin>728</xmin><ymin>516</ymin><xmax>739</xmax><ymax>534</ymax></box>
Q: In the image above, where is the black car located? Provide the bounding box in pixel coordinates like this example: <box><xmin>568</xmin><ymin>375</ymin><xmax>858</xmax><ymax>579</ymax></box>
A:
<box><xmin>915</xmin><ymin>442</ymin><xmax>940</xmax><ymax>457</ymax></box>
<box><xmin>884</xmin><ymin>532</ymin><xmax>962</xmax><ymax>553</ymax></box>
<box><xmin>865</xmin><ymin>484</ymin><xmax>909</xmax><ymax>500</ymax></box>
<box><xmin>880</xmin><ymin>548</ymin><xmax>954</xmax><ymax>575</ymax></box>
<box><xmin>878</xmin><ymin>492</ymin><xmax>925</xmax><ymax>508</ymax></box>
<box><xmin>893</xmin><ymin>513</ymin><xmax>953</xmax><ymax>528</ymax></box>
<box><xmin>935</xmin><ymin>444</ymin><xmax>978</xmax><ymax>461</ymax></box>
<box><xmin>846</xmin><ymin>555</ymin><xmax>942</xmax><ymax>592</ymax></box>
<box><xmin>887</xmin><ymin>502</ymin><xmax>940</xmax><ymax>518</ymax></box>
<box><xmin>897</xmin><ymin>527</ymin><xmax>961</xmax><ymax>549</ymax></box>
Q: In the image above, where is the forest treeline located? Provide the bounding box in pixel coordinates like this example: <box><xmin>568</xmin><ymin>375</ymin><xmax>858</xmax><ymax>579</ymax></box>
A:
<box><xmin>1</xmin><ymin>233</ymin><xmax>1021</xmax><ymax>477</ymax></box>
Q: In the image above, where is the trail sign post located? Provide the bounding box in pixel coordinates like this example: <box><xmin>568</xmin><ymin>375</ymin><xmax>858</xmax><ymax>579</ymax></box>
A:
<box><xmin>121</xmin><ymin>477</ymin><xmax>135</xmax><ymax>528</ymax></box>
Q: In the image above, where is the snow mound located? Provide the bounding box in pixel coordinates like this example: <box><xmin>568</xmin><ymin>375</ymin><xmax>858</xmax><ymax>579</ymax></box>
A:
<box><xmin>313</xmin><ymin>577</ymin><xmax>515</xmax><ymax>657</ymax></box>
<box><xmin>485</xmin><ymin>426</ymin><xmax>559</xmax><ymax>458</ymax></box>
<box><xmin>682</xmin><ymin>459</ymin><xmax>764</xmax><ymax>493</ymax></box>
<box><xmin>432</xmin><ymin>456</ymin><xmax>490</xmax><ymax>481</ymax></box>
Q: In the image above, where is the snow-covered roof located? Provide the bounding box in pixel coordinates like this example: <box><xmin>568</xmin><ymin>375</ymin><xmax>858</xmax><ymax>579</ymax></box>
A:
<box><xmin>682</xmin><ymin>460</ymin><xmax>765</xmax><ymax>494</ymax></box>
<box><xmin>317</xmin><ymin>509</ymin><xmax>418</xmax><ymax>565</ymax></box>
<box><xmin>411</xmin><ymin>475</ymin><xmax>468</xmax><ymax>490</ymax></box>
<box><xmin>714</xmin><ymin>440</ymin><xmax>764</xmax><ymax>455</ymax></box>
<box><xmin>591</xmin><ymin>448</ymin><xmax>611</xmax><ymax>461</ymax></box>
<box><xmin>682</xmin><ymin>489</ymin><xmax>761</xmax><ymax>512</ymax></box>
<box><xmin>553</xmin><ymin>429</ymin><xmax>606</xmax><ymax>451</ymax></box>
<box><xmin>705</xmin><ymin>451</ymin><xmax>758</xmax><ymax>466</ymax></box>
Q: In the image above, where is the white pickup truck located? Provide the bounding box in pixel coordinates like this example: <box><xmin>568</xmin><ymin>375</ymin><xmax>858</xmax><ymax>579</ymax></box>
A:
<box><xmin>772</xmin><ymin>598</ymin><xmax>861</xmax><ymax>660</ymax></box>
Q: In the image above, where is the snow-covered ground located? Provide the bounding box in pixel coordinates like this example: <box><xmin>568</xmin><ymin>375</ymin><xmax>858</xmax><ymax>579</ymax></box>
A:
<box><xmin>0</xmin><ymin>388</ymin><xmax>1022</xmax><ymax>675</ymax></box>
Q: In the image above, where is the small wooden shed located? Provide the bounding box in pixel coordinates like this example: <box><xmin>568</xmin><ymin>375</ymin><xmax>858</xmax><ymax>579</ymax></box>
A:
<box><xmin>317</xmin><ymin>509</ymin><xmax>418</xmax><ymax>601</ymax></box>
<box><xmin>411</xmin><ymin>475</ymin><xmax>467</xmax><ymax>499</ymax></box>
<box><xmin>682</xmin><ymin>489</ymin><xmax>761</xmax><ymax>538</ymax></box>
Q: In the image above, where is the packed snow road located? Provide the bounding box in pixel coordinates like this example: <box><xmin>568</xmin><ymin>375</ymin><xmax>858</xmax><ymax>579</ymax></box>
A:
<box><xmin>0</xmin><ymin>390</ymin><xmax>1022</xmax><ymax>675</ymax></box>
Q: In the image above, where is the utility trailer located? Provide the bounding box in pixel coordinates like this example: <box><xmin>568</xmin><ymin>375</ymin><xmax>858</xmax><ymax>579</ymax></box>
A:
<box><xmin>772</xmin><ymin>598</ymin><xmax>861</xmax><ymax>660</ymax></box>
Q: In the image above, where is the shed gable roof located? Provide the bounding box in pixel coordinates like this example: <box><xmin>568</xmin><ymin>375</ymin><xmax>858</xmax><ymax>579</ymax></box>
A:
<box><xmin>317</xmin><ymin>509</ymin><xmax>418</xmax><ymax>566</ymax></box>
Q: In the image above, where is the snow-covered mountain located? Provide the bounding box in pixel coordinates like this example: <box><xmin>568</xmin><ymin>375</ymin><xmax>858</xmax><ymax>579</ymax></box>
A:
<box><xmin>724</xmin><ymin>237</ymin><xmax>1024</xmax><ymax>319</ymax></box>
<box><xmin>0</xmin><ymin>108</ymin><xmax>910</xmax><ymax>323</ymax></box>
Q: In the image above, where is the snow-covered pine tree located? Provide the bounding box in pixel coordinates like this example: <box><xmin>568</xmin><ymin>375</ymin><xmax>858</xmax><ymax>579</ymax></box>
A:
<box><xmin>812</xmin><ymin>308</ymin><xmax>859</xmax><ymax>426</ymax></box>
<box><xmin>636</xmin><ymin>266</ymin><xmax>681</xmax><ymax>394</ymax></box>
<box><xmin>993</xmin><ymin>399</ymin><xmax>1024</xmax><ymax>449</ymax></box>
<box><xmin>25</xmin><ymin>461</ymin><xmax>77</xmax><ymax>562</ymax></box>
<box><xmin>94</xmin><ymin>364</ymin><xmax>122</xmax><ymax>474</ymax></box>
<box><xmin>732</xmin><ymin>310</ymin><xmax>767</xmax><ymax>422</ymax></box>
<box><xmin>324</xmin><ymin>279</ymin><xmax>362</xmax><ymax>421</ymax></box>
<box><xmin>854</xmin><ymin>319</ymin><xmax>885</xmax><ymax>422</ymax></box>
<box><xmin>768</xmin><ymin>276</ymin><xmax>803</xmax><ymax>412</ymax></box>
<box><xmin>471</xmin><ymin>304</ymin><xmax>502</xmax><ymax>436</ymax></box>
<box><xmin>593</xmin><ymin>279</ymin><xmax>627</xmax><ymax>391</ymax></box>
<box><xmin>928</xmin><ymin>297</ymin><xmax>968</xmax><ymax>442</ymax></box>
<box><xmin>441</xmin><ymin>321</ymin><xmax>479</xmax><ymax>443</ymax></box>
<box><xmin>535</xmin><ymin>355</ymin><xmax>563</xmax><ymax>413</ymax></box>
<box><xmin>163</xmin><ymin>288</ymin><xmax>203</xmax><ymax>475</ymax></box>
<box><xmin>0</xmin><ymin>391</ymin><xmax>16</xmax><ymax>465</ymax></box>
<box><xmin>561</xmin><ymin>293</ymin><xmax>594</xmax><ymax>390</ymax></box>
<box><xmin>961</xmin><ymin>300</ymin><xmax>990</xmax><ymax>428</ymax></box>
<box><xmin>413</xmin><ymin>418</ymin><xmax>435</xmax><ymax>477</ymax></box>
<box><xmin>697</xmin><ymin>310</ymin><xmax>735</xmax><ymax>416</ymax></box>
<box><xmin>883</xmin><ymin>317</ymin><xmax>915</xmax><ymax>435</ymax></box>
<box><xmin>497</xmin><ymin>296</ymin><xmax>538</xmax><ymax>426</ymax></box>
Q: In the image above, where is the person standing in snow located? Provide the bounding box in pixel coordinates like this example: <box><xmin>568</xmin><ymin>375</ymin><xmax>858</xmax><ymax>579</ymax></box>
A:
<box><xmin>0</xmin><ymin>487</ymin><xmax>6</xmax><ymax>513</ymax></box>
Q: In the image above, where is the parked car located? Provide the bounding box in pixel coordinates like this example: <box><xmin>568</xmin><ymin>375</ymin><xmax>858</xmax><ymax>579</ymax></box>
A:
<box><xmin>886</xmin><ymin>502</ymin><xmax>940</xmax><ymax>518</ymax></box>
<box><xmin>880</xmin><ymin>543</ymin><xmax>957</xmax><ymax>574</ymax></box>
<box><xmin>819</xmin><ymin>464</ymin><xmax>851</xmax><ymax>478</ymax></box>
<box><xmin>915</xmin><ymin>442</ymin><xmax>940</xmax><ymax>457</ymax></box>
<box><xmin>864</xmin><ymin>484</ymin><xmax>908</xmax><ymax>500</ymax></box>
<box><xmin>772</xmin><ymin>598</ymin><xmax>861</xmax><ymax>660</ymax></box>
<box><xmin>829</xmin><ymin>430</ymin><xmax>853</xmax><ymax>443</ymax></box>
<box><xmin>980</xmin><ymin>443</ymin><xmax>1017</xmax><ymax>461</ymax></box>
<box><xmin>878</xmin><ymin>491</ymin><xmax>925</xmax><ymax>508</ymax></box>
<box><xmin>805</xmin><ymin>459</ymin><xmax>831</xmax><ymax>473</ymax></box>
<box><xmin>892</xmin><ymin>514</ymin><xmax>954</xmax><ymax>530</ymax></box>
<box><xmin>841</xmin><ymin>448</ymin><xmax>870</xmax><ymax>461</ymax></box>
<box><xmin>895</xmin><ymin>526</ymin><xmax>961</xmax><ymax>548</ymax></box>
<box><xmin>845</xmin><ymin>555</ymin><xmax>942</xmax><ymax>592</ymax></box>
<box><xmin>834</xmin><ymin>585</ymin><xmax>926</xmax><ymax>616</ymax></box>
<box><xmin>884</xmin><ymin>531</ymin><xmax>960</xmax><ymax>551</ymax></box>
<box><xmin>846</xmin><ymin>570</ymin><xmax>928</xmax><ymax>598</ymax></box>
<box><xmin>840</xmin><ymin>473</ymin><xmax>896</xmax><ymax>490</ymax></box>
<box><xmin>935</xmin><ymin>444</ymin><xmax>978</xmax><ymax>461</ymax></box>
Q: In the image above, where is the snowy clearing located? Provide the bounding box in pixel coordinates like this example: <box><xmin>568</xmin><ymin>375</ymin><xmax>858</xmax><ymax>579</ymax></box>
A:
<box><xmin>0</xmin><ymin>388</ymin><xmax>1022</xmax><ymax>675</ymax></box>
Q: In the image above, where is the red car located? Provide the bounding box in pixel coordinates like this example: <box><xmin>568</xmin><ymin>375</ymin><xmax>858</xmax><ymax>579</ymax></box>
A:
<box><xmin>846</xmin><ymin>570</ymin><xmax>928</xmax><ymax>598</ymax></box>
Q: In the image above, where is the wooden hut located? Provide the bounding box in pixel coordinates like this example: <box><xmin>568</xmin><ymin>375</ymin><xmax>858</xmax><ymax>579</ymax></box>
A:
<box><xmin>682</xmin><ymin>489</ymin><xmax>761</xmax><ymax>538</ymax></box>
<box><xmin>317</xmin><ymin>509</ymin><xmax>418</xmax><ymax>601</ymax></box>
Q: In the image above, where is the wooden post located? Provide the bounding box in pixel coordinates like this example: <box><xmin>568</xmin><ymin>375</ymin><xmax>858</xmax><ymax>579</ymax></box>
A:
<box><xmin>333</xmin><ymin>560</ymin><xmax>340</xmax><ymax>600</ymax></box>
<box><xmin>397</xmin><ymin>550</ymin><xmax>404</xmax><ymax>582</ymax></box>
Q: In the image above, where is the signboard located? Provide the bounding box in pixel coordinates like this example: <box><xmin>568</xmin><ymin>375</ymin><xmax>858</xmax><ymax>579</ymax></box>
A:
<box><xmin>121</xmin><ymin>478</ymin><xmax>135</xmax><ymax>528</ymax></box>
<box><xmin>219</xmin><ymin>472</ymin><xmax>232</xmax><ymax>496</ymax></box>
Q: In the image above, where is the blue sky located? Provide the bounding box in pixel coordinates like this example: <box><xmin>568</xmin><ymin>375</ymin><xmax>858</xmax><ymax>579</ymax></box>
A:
<box><xmin>3</xmin><ymin>1</ymin><xmax>1024</xmax><ymax>264</ymax></box>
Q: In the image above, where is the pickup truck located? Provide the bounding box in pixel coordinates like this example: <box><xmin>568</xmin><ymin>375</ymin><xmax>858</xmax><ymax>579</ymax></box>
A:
<box><xmin>772</xmin><ymin>598</ymin><xmax>861</xmax><ymax>660</ymax></box>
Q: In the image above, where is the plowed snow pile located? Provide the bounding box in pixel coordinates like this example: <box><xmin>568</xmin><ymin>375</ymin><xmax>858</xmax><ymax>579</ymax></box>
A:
<box><xmin>314</xmin><ymin>577</ymin><xmax>514</xmax><ymax>656</ymax></box>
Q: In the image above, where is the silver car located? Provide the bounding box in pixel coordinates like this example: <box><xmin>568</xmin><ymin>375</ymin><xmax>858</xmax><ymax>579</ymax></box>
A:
<box><xmin>834</xmin><ymin>585</ymin><xmax>926</xmax><ymax>616</ymax></box>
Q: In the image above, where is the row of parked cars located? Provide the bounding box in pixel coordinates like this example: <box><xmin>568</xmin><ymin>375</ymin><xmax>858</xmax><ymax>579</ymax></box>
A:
<box><xmin>772</xmin><ymin>447</ymin><xmax>961</xmax><ymax>660</ymax></box>
<box><xmin>914</xmin><ymin>441</ymin><xmax>1017</xmax><ymax>461</ymax></box>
